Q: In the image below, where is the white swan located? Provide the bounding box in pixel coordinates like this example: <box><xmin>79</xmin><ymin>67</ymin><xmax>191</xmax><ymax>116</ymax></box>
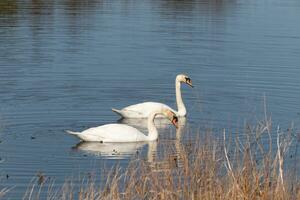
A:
<box><xmin>112</xmin><ymin>74</ymin><xmax>193</xmax><ymax>118</ymax></box>
<box><xmin>66</xmin><ymin>108</ymin><xmax>178</xmax><ymax>142</ymax></box>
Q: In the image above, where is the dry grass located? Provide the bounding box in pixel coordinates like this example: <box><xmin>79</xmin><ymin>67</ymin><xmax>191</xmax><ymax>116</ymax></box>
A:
<box><xmin>18</xmin><ymin>115</ymin><xmax>300</xmax><ymax>200</ymax></box>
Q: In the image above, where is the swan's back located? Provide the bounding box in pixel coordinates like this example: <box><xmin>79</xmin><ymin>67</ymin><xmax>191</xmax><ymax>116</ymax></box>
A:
<box><xmin>122</xmin><ymin>102</ymin><xmax>175</xmax><ymax>118</ymax></box>
<box><xmin>80</xmin><ymin>124</ymin><xmax>148</xmax><ymax>142</ymax></box>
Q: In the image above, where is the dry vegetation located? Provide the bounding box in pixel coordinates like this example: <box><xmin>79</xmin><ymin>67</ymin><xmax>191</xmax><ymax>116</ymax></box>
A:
<box><xmin>23</xmin><ymin>119</ymin><xmax>300</xmax><ymax>199</ymax></box>
<box><xmin>2</xmin><ymin>116</ymin><xmax>300</xmax><ymax>200</ymax></box>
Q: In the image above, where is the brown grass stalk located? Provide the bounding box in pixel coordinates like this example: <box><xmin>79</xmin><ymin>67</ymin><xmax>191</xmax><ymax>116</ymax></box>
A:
<box><xmin>14</xmin><ymin>118</ymin><xmax>300</xmax><ymax>200</ymax></box>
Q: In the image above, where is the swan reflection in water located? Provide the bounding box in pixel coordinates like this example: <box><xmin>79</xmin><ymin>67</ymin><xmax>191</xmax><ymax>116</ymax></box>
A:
<box><xmin>73</xmin><ymin>141</ymin><xmax>148</xmax><ymax>159</ymax></box>
<box><xmin>72</xmin><ymin>118</ymin><xmax>187</xmax><ymax>169</ymax></box>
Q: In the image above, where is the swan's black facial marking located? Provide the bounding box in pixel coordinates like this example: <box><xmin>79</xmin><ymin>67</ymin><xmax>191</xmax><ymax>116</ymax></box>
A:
<box><xmin>172</xmin><ymin>116</ymin><xmax>179</xmax><ymax>128</ymax></box>
<box><xmin>185</xmin><ymin>77</ymin><xmax>191</xmax><ymax>83</ymax></box>
<box><xmin>173</xmin><ymin>116</ymin><xmax>178</xmax><ymax>123</ymax></box>
<box><xmin>184</xmin><ymin>77</ymin><xmax>194</xmax><ymax>87</ymax></box>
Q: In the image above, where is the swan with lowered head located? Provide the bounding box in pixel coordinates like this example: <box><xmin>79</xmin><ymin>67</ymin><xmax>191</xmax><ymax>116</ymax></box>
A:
<box><xmin>112</xmin><ymin>74</ymin><xmax>193</xmax><ymax>118</ymax></box>
<box><xmin>66</xmin><ymin>108</ymin><xmax>178</xmax><ymax>142</ymax></box>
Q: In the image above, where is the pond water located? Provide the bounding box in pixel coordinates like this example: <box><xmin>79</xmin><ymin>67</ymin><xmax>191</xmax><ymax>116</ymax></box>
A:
<box><xmin>0</xmin><ymin>0</ymin><xmax>300</xmax><ymax>198</ymax></box>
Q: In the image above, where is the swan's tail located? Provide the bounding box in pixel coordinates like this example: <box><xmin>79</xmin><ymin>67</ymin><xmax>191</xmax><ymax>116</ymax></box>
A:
<box><xmin>111</xmin><ymin>108</ymin><xmax>124</xmax><ymax>117</ymax></box>
<box><xmin>66</xmin><ymin>130</ymin><xmax>89</xmax><ymax>141</ymax></box>
<box><xmin>66</xmin><ymin>130</ymin><xmax>81</xmax><ymax>136</ymax></box>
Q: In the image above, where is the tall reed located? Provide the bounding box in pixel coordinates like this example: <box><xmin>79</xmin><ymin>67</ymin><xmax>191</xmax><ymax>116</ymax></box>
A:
<box><xmin>19</xmin><ymin>116</ymin><xmax>299</xmax><ymax>200</ymax></box>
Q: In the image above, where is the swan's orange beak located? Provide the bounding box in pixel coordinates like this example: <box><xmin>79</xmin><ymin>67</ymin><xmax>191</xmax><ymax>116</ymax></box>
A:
<box><xmin>187</xmin><ymin>81</ymin><xmax>194</xmax><ymax>88</ymax></box>
<box><xmin>172</xmin><ymin>117</ymin><xmax>179</xmax><ymax>129</ymax></box>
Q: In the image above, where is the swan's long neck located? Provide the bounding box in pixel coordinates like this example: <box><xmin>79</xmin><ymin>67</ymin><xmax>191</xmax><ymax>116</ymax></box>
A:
<box><xmin>147</xmin><ymin>112</ymin><xmax>158</xmax><ymax>141</ymax></box>
<box><xmin>175</xmin><ymin>80</ymin><xmax>186</xmax><ymax>117</ymax></box>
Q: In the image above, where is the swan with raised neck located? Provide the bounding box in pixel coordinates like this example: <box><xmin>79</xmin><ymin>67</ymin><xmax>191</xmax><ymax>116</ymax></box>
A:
<box><xmin>112</xmin><ymin>74</ymin><xmax>193</xmax><ymax>118</ymax></box>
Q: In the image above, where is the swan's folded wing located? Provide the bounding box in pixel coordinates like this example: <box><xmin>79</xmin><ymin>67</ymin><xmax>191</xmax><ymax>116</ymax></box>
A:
<box><xmin>82</xmin><ymin>124</ymin><xmax>147</xmax><ymax>142</ymax></box>
<box><xmin>122</xmin><ymin>102</ymin><xmax>175</xmax><ymax>118</ymax></box>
